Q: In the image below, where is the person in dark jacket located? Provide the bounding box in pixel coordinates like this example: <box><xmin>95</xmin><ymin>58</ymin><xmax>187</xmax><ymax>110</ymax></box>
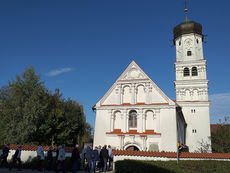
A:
<box><xmin>47</xmin><ymin>146</ymin><xmax>53</xmax><ymax>171</ymax></box>
<box><xmin>0</xmin><ymin>143</ymin><xmax>10</xmax><ymax>168</ymax></box>
<box><xmin>90</xmin><ymin>146</ymin><xmax>99</xmax><ymax>173</ymax></box>
<box><xmin>98</xmin><ymin>145</ymin><xmax>103</xmax><ymax>172</ymax></box>
<box><xmin>9</xmin><ymin>144</ymin><xmax>22</xmax><ymax>171</ymax></box>
<box><xmin>71</xmin><ymin>144</ymin><xmax>80</xmax><ymax>173</ymax></box>
<box><xmin>100</xmin><ymin>145</ymin><xmax>109</xmax><ymax>173</ymax></box>
<box><xmin>85</xmin><ymin>145</ymin><xmax>93</xmax><ymax>172</ymax></box>
<box><xmin>55</xmin><ymin>146</ymin><xmax>59</xmax><ymax>170</ymax></box>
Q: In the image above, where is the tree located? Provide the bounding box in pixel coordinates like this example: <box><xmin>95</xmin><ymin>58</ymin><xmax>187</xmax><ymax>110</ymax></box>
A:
<box><xmin>211</xmin><ymin>117</ymin><xmax>230</xmax><ymax>153</ymax></box>
<box><xmin>195</xmin><ymin>138</ymin><xmax>212</xmax><ymax>153</ymax></box>
<box><xmin>0</xmin><ymin>66</ymin><xmax>92</xmax><ymax>146</ymax></box>
<box><xmin>0</xmin><ymin>67</ymin><xmax>49</xmax><ymax>144</ymax></box>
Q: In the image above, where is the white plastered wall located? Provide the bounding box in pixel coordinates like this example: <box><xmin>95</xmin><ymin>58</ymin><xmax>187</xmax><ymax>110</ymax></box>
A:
<box><xmin>93</xmin><ymin>109</ymin><xmax>110</xmax><ymax>147</ymax></box>
<box><xmin>180</xmin><ymin>103</ymin><xmax>211</xmax><ymax>152</ymax></box>
<box><xmin>158</xmin><ymin>108</ymin><xmax>177</xmax><ymax>152</ymax></box>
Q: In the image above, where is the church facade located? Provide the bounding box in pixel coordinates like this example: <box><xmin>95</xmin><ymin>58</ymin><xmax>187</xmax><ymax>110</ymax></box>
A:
<box><xmin>93</xmin><ymin>18</ymin><xmax>211</xmax><ymax>152</ymax></box>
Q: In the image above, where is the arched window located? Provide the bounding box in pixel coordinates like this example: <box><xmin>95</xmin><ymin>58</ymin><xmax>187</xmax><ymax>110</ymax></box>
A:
<box><xmin>145</xmin><ymin>110</ymin><xmax>156</xmax><ymax>130</ymax></box>
<box><xmin>192</xmin><ymin>67</ymin><xmax>198</xmax><ymax>76</ymax></box>
<box><xmin>129</xmin><ymin>110</ymin><xmax>137</xmax><ymax>128</ymax></box>
<box><xmin>123</xmin><ymin>86</ymin><xmax>131</xmax><ymax>103</ymax></box>
<box><xmin>114</xmin><ymin>111</ymin><xmax>122</xmax><ymax>130</ymax></box>
<box><xmin>184</xmin><ymin>67</ymin><xmax>190</xmax><ymax>76</ymax></box>
<box><xmin>136</xmin><ymin>85</ymin><xmax>145</xmax><ymax>103</ymax></box>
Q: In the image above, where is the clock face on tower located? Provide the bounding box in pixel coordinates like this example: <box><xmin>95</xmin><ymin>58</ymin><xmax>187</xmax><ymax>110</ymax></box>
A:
<box><xmin>184</xmin><ymin>38</ymin><xmax>192</xmax><ymax>48</ymax></box>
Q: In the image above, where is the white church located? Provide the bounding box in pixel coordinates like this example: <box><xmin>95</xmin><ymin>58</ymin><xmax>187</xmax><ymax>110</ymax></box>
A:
<box><xmin>93</xmin><ymin>13</ymin><xmax>211</xmax><ymax>152</ymax></box>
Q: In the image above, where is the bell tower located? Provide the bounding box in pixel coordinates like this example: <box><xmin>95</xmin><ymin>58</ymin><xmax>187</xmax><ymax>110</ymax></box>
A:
<box><xmin>173</xmin><ymin>5</ymin><xmax>211</xmax><ymax>152</ymax></box>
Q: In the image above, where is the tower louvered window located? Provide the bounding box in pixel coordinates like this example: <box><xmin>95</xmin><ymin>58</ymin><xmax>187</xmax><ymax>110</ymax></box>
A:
<box><xmin>184</xmin><ymin>67</ymin><xmax>190</xmax><ymax>76</ymax></box>
<box><xmin>192</xmin><ymin>67</ymin><xmax>198</xmax><ymax>76</ymax></box>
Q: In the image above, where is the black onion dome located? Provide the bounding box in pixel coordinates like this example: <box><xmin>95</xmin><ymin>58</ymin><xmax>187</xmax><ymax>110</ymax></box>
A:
<box><xmin>173</xmin><ymin>21</ymin><xmax>202</xmax><ymax>41</ymax></box>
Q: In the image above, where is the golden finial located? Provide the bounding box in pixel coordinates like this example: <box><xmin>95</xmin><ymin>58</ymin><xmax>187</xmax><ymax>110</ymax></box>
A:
<box><xmin>184</xmin><ymin>0</ymin><xmax>189</xmax><ymax>22</ymax></box>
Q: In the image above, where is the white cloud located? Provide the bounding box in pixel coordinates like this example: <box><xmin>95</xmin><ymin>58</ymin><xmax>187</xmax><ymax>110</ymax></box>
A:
<box><xmin>46</xmin><ymin>67</ymin><xmax>73</xmax><ymax>77</ymax></box>
<box><xmin>209</xmin><ymin>93</ymin><xmax>230</xmax><ymax>123</ymax></box>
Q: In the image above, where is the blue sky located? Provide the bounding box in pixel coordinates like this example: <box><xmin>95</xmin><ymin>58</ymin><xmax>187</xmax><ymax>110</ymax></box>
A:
<box><xmin>0</xmin><ymin>0</ymin><xmax>230</xmax><ymax>127</ymax></box>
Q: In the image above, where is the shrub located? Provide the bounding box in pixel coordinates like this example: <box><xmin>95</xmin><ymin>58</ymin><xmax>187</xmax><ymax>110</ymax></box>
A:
<box><xmin>115</xmin><ymin>160</ymin><xmax>175</xmax><ymax>173</ymax></box>
<box><xmin>115</xmin><ymin>160</ymin><xmax>230</xmax><ymax>173</ymax></box>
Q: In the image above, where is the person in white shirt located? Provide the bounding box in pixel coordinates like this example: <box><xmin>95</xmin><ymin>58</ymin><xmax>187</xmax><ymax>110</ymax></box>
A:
<box><xmin>57</xmin><ymin>144</ymin><xmax>66</xmax><ymax>173</ymax></box>
<box><xmin>107</xmin><ymin>145</ymin><xmax>113</xmax><ymax>171</ymax></box>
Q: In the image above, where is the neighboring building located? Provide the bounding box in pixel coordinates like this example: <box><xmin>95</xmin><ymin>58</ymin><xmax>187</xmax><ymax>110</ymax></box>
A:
<box><xmin>210</xmin><ymin>124</ymin><xmax>220</xmax><ymax>133</ymax></box>
<box><xmin>93</xmin><ymin>9</ymin><xmax>211</xmax><ymax>152</ymax></box>
<box><xmin>210</xmin><ymin>124</ymin><xmax>230</xmax><ymax>133</ymax></box>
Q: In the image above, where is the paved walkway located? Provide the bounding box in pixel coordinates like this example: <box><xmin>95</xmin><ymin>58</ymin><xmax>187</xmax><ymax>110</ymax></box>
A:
<box><xmin>0</xmin><ymin>168</ymin><xmax>114</xmax><ymax>173</ymax></box>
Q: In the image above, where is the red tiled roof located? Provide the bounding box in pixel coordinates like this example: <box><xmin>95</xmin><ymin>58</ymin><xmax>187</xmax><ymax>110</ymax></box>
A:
<box><xmin>210</xmin><ymin>124</ymin><xmax>230</xmax><ymax>133</ymax></box>
<box><xmin>112</xmin><ymin>150</ymin><xmax>230</xmax><ymax>159</ymax></box>
<box><xmin>210</xmin><ymin>124</ymin><xmax>219</xmax><ymax>133</ymax></box>
<box><xmin>0</xmin><ymin>144</ymin><xmax>73</xmax><ymax>152</ymax></box>
<box><xmin>106</xmin><ymin>129</ymin><xmax>161</xmax><ymax>136</ymax></box>
<box><xmin>101</xmin><ymin>103</ymin><xmax>169</xmax><ymax>106</ymax></box>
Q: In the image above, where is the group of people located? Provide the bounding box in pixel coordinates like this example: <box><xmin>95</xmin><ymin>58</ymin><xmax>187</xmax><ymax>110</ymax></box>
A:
<box><xmin>82</xmin><ymin>144</ymin><xmax>113</xmax><ymax>173</ymax></box>
<box><xmin>36</xmin><ymin>144</ymin><xmax>114</xmax><ymax>173</ymax></box>
<box><xmin>0</xmin><ymin>143</ymin><xmax>22</xmax><ymax>171</ymax></box>
<box><xmin>0</xmin><ymin>143</ymin><xmax>114</xmax><ymax>173</ymax></box>
<box><xmin>36</xmin><ymin>144</ymin><xmax>67</xmax><ymax>173</ymax></box>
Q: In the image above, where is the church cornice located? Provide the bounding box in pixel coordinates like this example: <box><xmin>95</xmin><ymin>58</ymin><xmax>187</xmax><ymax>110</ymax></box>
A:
<box><xmin>176</xmin><ymin>100</ymin><xmax>210</xmax><ymax>107</ymax></box>
<box><xmin>101</xmin><ymin>103</ymin><xmax>169</xmax><ymax>106</ymax></box>
<box><xmin>117</xmin><ymin>78</ymin><xmax>149</xmax><ymax>83</ymax></box>
<box><xmin>174</xmin><ymin>59</ymin><xmax>206</xmax><ymax>66</ymax></box>
<box><xmin>174</xmin><ymin>79</ymin><xmax>209</xmax><ymax>84</ymax></box>
<box><xmin>94</xmin><ymin>103</ymin><xmax>176</xmax><ymax>111</ymax></box>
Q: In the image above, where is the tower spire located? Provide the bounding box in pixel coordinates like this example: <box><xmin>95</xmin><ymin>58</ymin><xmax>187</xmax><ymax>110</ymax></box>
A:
<box><xmin>184</xmin><ymin>0</ymin><xmax>189</xmax><ymax>22</ymax></box>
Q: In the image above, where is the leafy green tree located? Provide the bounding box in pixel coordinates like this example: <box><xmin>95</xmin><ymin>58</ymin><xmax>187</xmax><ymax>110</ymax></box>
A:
<box><xmin>0</xmin><ymin>86</ymin><xmax>9</xmax><ymax>143</ymax></box>
<box><xmin>0</xmin><ymin>67</ymin><xmax>48</xmax><ymax>144</ymax></box>
<box><xmin>211</xmin><ymin>121</ymin><xmax>230</xmax><ymax>153</ymax></box>
<box><xmin>0</xmin><ymin>66</ymin><xmax>92</xmax><ymax>146</ymax></box>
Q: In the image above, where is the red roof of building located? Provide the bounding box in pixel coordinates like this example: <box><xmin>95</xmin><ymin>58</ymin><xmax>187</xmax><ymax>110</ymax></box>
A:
<box><xmin>0</xmin><ymin>144</ymin><xmax>73</xmax><ymax>152</ymax></box>
<box><xmin>112</xmin><ymin>150</ymin><xmax>230</xmax><ymax>159</ymax></box>
<box><xmin>210</xmin><ymin>124</ymin><xmax>230</xmax><ymax>133</ymax></box>
<box><xmin>106</xmin><ymin>129</ymin><xmax>161</xmax><ymax>136</ymax></box>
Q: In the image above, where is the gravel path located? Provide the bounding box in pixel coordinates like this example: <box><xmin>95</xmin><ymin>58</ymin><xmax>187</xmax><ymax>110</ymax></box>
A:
<box><xmin>0</xmin><ymin>168</ymin><xmax>87</xmax><ymax>173</ymax></box>
<box><xmin>0</xmin><ymin>168</ymin><xmax>114</xmax><ymax>173</ymax></box>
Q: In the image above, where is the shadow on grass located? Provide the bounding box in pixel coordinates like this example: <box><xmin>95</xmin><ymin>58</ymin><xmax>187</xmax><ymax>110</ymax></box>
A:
<box><xmin>115</xmin><ymin>160</ymin><xmax>176</xmax><ymax>173</ymax></box>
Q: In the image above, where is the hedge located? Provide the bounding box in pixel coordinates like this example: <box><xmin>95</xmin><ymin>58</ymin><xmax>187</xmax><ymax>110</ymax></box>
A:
<box><xmin>115</xmin><ymin>160</ymin><xmax>230</xmax><ymax>173</ymax></box>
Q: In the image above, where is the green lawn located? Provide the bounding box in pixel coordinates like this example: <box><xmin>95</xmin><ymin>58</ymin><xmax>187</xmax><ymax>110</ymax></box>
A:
<box><xmin>115</xmin><ymin>160</ymin><xmax>230</xmax><ymax>173</ymax></box>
